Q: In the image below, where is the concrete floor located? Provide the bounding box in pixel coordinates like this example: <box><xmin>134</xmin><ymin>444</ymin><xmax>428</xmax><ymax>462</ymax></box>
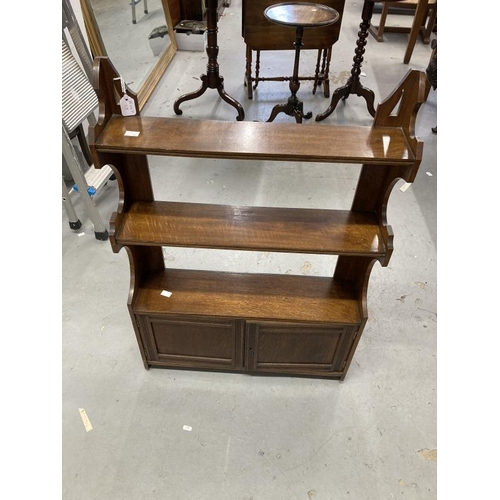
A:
<box><xmin>62</xmin><ymin>1</ymin><xmax>437</xmax><ymax>498</ymax></box>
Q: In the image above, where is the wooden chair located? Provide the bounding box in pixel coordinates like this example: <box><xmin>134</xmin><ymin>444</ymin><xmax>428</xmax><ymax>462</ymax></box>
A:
<box><xmin>369</xmin><ymin>0</ymin><xmax>436</xmax><ymax>44</ymax></box>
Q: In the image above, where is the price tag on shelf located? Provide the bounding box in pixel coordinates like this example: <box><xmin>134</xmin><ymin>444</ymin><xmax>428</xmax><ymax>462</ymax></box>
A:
<box><xmin>120</xmin><ymin>94</ymin><xmax>137</xmax><ymax>116</ymax></box>
<box><xmin>114</xmin><ymin>75</ymin><xmax>137</xmax><ymax>116</ymax></box>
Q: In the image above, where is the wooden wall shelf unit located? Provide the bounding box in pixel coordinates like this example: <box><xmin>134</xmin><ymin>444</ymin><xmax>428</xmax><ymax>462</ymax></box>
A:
<box><xmin>90</xmin><ymin>57</ymin><xmax>426</xmax><ymax>381</ymax></box>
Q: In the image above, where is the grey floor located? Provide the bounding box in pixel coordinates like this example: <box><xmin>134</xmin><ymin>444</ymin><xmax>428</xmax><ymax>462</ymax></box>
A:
<box><xmin>62</xmin><ymin>1</ymin><xmax>437</xmax><ymax>498</ymax></box>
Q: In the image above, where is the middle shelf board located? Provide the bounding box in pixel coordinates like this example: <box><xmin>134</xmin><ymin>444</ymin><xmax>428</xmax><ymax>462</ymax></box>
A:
<box><xmin>133</xmin><ymin>268</ymin><xmax>362</xmax><ymax>325</ymax></box>
<box><xmin>115</xmin><ymin>201</ymin><xmax>386</xmax><ymax>256</ymax></box>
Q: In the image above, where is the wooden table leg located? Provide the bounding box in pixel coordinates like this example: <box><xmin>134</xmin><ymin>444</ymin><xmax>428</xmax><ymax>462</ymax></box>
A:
<box><xmin>245</xmin><ymin>45</ymin><xmax>253</xmax><ymax>99</ymax></box>
<box><xmin>266</xmin><ymin>26</ymin><xmax>312</xmax><ymax>123</ymax></box>
<box><xmin>403</xmin><ymin>0</ymin><xmax>429</xmax><ymax>64</ymax></box>
<box><xmin>173</xmin><ymin>0</ymin><xmax>245</xmax><ymax>120</ymax></box>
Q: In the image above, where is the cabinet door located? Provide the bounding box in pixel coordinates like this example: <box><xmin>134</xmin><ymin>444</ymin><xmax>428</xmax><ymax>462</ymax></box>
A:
<box><xmin>246</xmin><ymin>321</ymin><xmax>356</xmax><ymax>377</ymax></box>
<box><xmin>137</xmin><ymin>314</ymin><xmax>245</xmax><ymax>371</ymax></box>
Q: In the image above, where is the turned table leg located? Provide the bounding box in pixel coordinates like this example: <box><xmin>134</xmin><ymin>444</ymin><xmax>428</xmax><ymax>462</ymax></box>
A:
<box><xmin>266</xmin><ymin>26</ymin><xmax>312</xmax><ymax>124</ymax></box>
<box><xmin>173</xmin><ymin>0</ymin><xmax>245</xmax><ymax>120</ymax></box>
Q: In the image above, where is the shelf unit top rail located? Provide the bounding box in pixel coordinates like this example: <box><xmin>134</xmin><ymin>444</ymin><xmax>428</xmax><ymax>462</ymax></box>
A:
<box><xmin>94</xmin><ymin>115</ymin><xmax>415</xmax><ymax>166</ymax></box>
<box><xmin>90</xmin><ymin>58</ymin><xmax>425</xmax><ymax>172</ymax></box>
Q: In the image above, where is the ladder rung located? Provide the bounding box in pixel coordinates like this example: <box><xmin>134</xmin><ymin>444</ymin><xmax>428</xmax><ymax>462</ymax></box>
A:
<box><xmin>70</xmin><ymin>164</ymin><xmax>114</xmax><ymax>196</ymax></box>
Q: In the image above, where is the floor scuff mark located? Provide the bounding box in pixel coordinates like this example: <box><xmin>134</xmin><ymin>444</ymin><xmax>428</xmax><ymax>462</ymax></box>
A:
<box><xmin>397</xmin><ymin>294</ymin><xmax>411</xmax><ymax>303</ymax></box>
<box><xmin>417</xmin><ymin>448</ymin><xmax>437</xmax><ymax>462</ymax></box>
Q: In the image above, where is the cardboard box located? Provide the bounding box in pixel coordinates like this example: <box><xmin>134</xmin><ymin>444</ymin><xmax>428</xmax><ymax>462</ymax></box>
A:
<box><xmin>175</xmin><ymin>21</ymin><xmax>207</xmax><ymax>52</ymax></box>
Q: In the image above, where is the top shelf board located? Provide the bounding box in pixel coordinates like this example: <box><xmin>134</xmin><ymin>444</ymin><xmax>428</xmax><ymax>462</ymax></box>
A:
<box><xmin>94</xmin><ymin>116</ymin><xmax>415</xmax><ymax>166</ymax></box>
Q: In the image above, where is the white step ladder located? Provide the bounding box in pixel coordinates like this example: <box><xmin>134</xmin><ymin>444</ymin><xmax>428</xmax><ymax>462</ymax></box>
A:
<box><xmin>62</xmin><ymin>0</ymin><xmax>114</xmax><ymax>240</ymax></box>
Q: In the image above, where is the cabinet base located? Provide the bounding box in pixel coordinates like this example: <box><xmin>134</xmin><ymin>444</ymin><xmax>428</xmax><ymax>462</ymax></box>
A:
<box><xmin>134</xmin><ymin>311</ymin><xmax>358</xmax><ymax>380</ymax></box>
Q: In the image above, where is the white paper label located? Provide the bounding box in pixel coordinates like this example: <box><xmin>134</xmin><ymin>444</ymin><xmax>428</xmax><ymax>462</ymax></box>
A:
<box><xmin>120</xmin><ymin>94</ymin><xmax>136</xmax><ymax>116</ymax></box>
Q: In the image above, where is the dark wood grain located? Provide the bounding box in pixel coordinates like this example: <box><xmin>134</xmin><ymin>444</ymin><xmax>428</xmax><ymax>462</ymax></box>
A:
<box><xmin>94</xmin><ymin>115</ymin><xmax>414</xmax><ymax>165</ymax></box>
<box><xmin>264</xmin><ymin>3</ymin><xmax>340</xmax><ymax>28</ymax></box>
<box><xmin>137</xmin><ymin>314</ymin><xmax>245</xmax><ymax>370</ymax></box>
<box><xmin>116</xmin><ymin>201</ymin><xmax>385</xmax><ymax>256</ymax></box>
<box><xmin>247</xmin><ymin>321</ymin><xmax>356</xmax><ymax>376</ymax></box>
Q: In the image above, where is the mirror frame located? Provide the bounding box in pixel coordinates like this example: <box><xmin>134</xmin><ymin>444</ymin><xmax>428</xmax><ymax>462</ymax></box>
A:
<box><xmin>80</xmin><ymin>0</ymin><xmax>177</xmax><ymax>110</ymax></box>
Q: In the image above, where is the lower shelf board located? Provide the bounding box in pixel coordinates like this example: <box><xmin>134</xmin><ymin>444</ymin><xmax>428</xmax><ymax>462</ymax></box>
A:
<box><xmin>133</xmin><ymin>268</ymin><xmax>362</xmax><ymax>325</ymax></box>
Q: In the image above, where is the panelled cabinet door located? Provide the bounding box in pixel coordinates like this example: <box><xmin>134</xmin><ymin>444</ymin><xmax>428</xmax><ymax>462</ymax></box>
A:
<box><xmin>246</xmin><ymin>321</ymin><xmax>356</xmax><ymax>377</ymax></box>
<box><xmin>137</xmin><ymin>314</ymin><xmax>245</xmax><ymax>371</ymax></box>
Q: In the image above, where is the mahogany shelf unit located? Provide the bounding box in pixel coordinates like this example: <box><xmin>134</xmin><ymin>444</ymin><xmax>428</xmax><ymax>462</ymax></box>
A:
<box><xmin>90</xmin><ymin>57</ymin><xmax>426</xmax><ymax>380</ymax></box>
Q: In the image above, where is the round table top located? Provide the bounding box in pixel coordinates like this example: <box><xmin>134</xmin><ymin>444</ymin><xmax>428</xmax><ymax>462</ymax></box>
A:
<box><xmin>264</xmin><ymin>2</ymin><xmax>340</xmax><ymax>28</ymax></box>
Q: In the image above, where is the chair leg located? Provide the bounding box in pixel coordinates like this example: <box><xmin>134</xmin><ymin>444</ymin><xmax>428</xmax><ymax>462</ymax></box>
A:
<box><xmin>423</xmin><ymin>5</ymin><xmax>436</xmax><ymax>43</ymax></box>
<box><xmin>378</xmin><ymin>3</ymin><xmax>389</xmax><ymax>40</ymax></box>
<box><xmin>404</xmin><ymin>0</ymin><xmax>430</xmax><ymax>64</ymax></box>
<box><xmin>368</xmin><ymin>2</ymin><xmax>389</xmax><ymax>42</ymax></box>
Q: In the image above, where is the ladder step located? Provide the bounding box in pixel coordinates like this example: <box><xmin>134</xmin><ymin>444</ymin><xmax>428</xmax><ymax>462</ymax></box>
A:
<box><xmin>70</xmin><ymin>164</ymin><xmax>114</xmax><ymax>196</ymax></box>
